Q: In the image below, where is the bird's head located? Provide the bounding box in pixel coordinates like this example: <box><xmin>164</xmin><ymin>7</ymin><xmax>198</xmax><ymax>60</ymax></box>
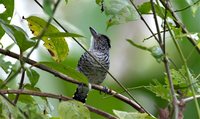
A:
<box><xmin>89</xmin><ymin>27</ymin><xmax>111</xmax><ymax>52</ymax></box>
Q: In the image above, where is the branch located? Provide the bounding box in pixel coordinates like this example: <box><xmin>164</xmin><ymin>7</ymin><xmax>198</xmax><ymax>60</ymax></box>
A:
<box><xmin>159</xmin><ymin>0</ymin><xmax>200</xmax><ymax>54</ymax></box>
<box><xmin>0</xmin><ymin>89</ymin><xmax>117</xmax><ymax>119</ymax></box>
<box><xmin>0</xmin><ymin>48</ymin><xmax>145</xmax><ymax>113</ymax></box>
<box><xmin>183</xmin><ymin>95</ymin><xmax>200</xmax><ymax>103</ymax></box>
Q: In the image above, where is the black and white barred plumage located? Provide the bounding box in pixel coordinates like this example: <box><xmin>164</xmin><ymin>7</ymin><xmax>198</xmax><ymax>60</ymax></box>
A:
<box><xmin>73</xmin><ymin>27</ymin><xmax>111</xmax><ymax>103</ymax></box>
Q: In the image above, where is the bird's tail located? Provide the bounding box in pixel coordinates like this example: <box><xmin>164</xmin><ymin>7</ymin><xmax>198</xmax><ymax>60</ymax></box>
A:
<box><xmin>73</xmin><ymin>84</ymin><xmax>89</xmax><ymax>103</ymax></box>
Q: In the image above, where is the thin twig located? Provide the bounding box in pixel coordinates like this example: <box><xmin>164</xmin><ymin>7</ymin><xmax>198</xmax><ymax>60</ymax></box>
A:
<box><xmin>33</xmin><ymin>0</ymin><xmax>149</xmax><ymax>115</ymax></box>
<box><xmin>143</xmin><ymin>30</ymin><xmax>168</xmax><ymax>41</ymax></box>
<box><xmin>129</xmin><ymin>0</ymin><xmax>159</xmax><ymax>43</ymax></box>
<box><xmin>0</xmin><ymin>48</ymin><xmax>145</xmax><ymax>113</ymax></box>
<box><xmin>13</xmin><ymin>69</ymin><xmax>25</xmax><ymax>104</ymax></box>
<box><xmin>0</xmin><ymin>89</ymin><xmax>117</xmax><ymax>119</ymax></box>
<box><xmin>174</xmin><ymin>0</ymin><xmax>200</xmax><ymax>12</ymax></box>
<box><xmin>163</xmin><ymin>57</ymin><xmax>179</xmax><ymax>119</ymax></box>
<box><xmin>150</xmin><ymin>0</ymin><xmax>162</xmax><ymax>44</ymax></box>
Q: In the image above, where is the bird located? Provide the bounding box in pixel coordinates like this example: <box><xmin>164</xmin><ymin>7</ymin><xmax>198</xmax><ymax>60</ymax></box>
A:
<box><xmin>73</xmin><ymin>27</ymin><xmax>111</xmax><ymax>103</ymax></box>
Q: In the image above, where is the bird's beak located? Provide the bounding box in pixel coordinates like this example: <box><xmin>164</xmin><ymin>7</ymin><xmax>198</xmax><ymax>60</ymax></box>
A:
<box><xmin>89</xmin><ymin>27</ymin><xmax>98</xmax><ymax>38</ymax></box>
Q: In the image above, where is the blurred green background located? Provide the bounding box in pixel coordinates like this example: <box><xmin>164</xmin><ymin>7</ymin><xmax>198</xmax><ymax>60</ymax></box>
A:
<box><xmin>5</xmin><ymin>0</ymin><xmax>200</xmax><ymax>118</ymax></box>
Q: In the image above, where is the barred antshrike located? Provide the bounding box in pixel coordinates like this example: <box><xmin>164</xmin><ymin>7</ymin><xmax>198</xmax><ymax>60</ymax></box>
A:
<box><xmin>73</xmin><ymin>27</ymin><xmax>111</xmax><ymax>103</ymax></box>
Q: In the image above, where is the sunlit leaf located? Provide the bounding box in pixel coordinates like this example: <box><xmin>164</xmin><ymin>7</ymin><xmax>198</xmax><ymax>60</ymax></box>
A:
<box><xmin>26</xmin><ymin>69</ymin><xmax>40</xmax><ymax>87</ymax></box>
<box><xmin>0</xmin><ymin>20</ymin><xmax>35</xmax><ymax>52</ymax></box>
<box><xmin>58</xmin><ymin>100</ymin><xmax>90</xmax><ymax>119</ymax></box>
<box><xmin>26</xmin><ymin>16</ymin><xmax>69</xmax><ymax>62</ymax></box>
<box><xmin>113</xmin><ymin>110</ymin><xmax>155</xmax><ymax>119</ymax></box>
<box><xmin>0</xmin><ymin>0</ymin><xmax>14</xmax><ymax>38</ymax></box>
<box><xmin>104</xmin><ymin>0</ymin><xmax>139</xmax><ymax>29</ymax></box>
<box><xmin>40</xmin><ymin>62</ymin><xmax>88</xmax><ymax>84</ymax></box>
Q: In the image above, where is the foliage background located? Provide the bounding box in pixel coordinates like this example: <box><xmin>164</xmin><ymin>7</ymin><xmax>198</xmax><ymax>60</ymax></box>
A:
<box><xmin>0</xmin><ymin>0</ymin><xmax>200</xmax><ymax>118</ymax></box>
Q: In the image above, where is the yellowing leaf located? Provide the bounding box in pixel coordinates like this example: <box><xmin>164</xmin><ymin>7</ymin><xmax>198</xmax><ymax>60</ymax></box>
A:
<box><xmin>26</xmin><ymin>16</ymin><xmax>69</xmax><ymax>62</ymax></box>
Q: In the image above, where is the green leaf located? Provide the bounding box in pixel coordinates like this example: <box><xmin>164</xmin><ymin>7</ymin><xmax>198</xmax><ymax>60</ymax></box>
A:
<box><xmin>58</xmin><ymin>100</ymin><xmax>90</xmax><ymax>119</ymax></box>
<box><xmin>145</xmin><ymin>80</ymin><xmax>171</xmax><ymax>101</ymax></box>
<box><xmin>26</xmin><ymin>68</ymin><xmax>40</xmax><ymax>87</ymax></box>
<box><xmin>26</xmin><ymin>16</ymin><xmax>69</xmax><ymax>62</ymax></box>
<box><xmin>0</xmin><ymin>0</ymin><xmax>14</xmax><ymax>38</ymax></box>
<box><xmin>0</xmin><ymin>96</ymin><xmax>26</xmax><ymax>119</ymax></box>
<box><xmin>22</xmin><ymin>104</ymin><xmax>48</xmax><ymax>119</ymax></box>
<box><xmin>104</xmin><ymin>0</ymin><xmax>139</xmax><ymax>29</ymax></box>
<box><xmin>0</xmin><ymin>20</ymin><xmax>35</xmax><ymax>52</ymax></box>
<box><xmin>96</xmin><ymin>0</ymin><xmax>102</xmax><ymax>5</ymax></box>
<box><xmin>113</xmin><ymin>110</ymin><xmax>155</xmax><ymax>119</ymax></box>
<box><xmin>0</xmin><ymin>57</ymin><xmax>12</xmax><ymax>73</ymax></box>
<box><xmin>138</xmin><ymin>2</ymin><xmax>173</xmax><ymax>19</ymax></box>
<box><xmin>43</xmin><ymin>32</ymin><xmax>84</xmax><ymax>38</ymax></box>
<box><xmin>149</xmin><ymin>46</ymin><xmax>164</xmax><ymax>62</ymax></box>
<box><xmin>64</xmin><ymin>0</ymin><xmax>68</xmax><ymax>4</ymax></box>
<box><xmin>43</xmin><ymin>0</ymin><xmax>53</xmax><ymax>16</ymax></box>
<box><xmin>126</xmin><ymin>39</ymin><xmax>150</xmax><ymax>51</ymax></box>
<box><xmin>8</xmin><ymin>94</ymin><xmax>35</xmax><ymax>104</ymax></box>
<box><xmin>40</xmin><ymin>62</ymin><xmax>88</xmax><ymax>84</ymax></box>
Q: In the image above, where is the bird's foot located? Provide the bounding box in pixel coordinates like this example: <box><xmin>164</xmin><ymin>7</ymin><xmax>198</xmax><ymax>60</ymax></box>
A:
<box><xmin>100</xmin><ymin>86</ymin><xmax>110</xmax><ymax>95</ymax></box>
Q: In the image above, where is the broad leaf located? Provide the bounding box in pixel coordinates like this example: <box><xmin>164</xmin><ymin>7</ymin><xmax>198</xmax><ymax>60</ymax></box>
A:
<box><xmin>0</xmin><ymin>0</ymin><xmax>14</xmax><ymax>38</ymax></box>
<box><xmin>0</xmin><ymin>20</ymin><xmax>35</xmax><ymax>52</ymax></box>
<box><xmin>26</xmin><ymin>68</ymin><xmax>40</xmax><ymax>87</ymax></box>
<box><xmin>113</xmin><ymin>110</ymin><xmax>155</xmax><ymax>119</ymax></box>
<box><xmin>40</xmin><ymin>62</ymin><xmax>88</xmax><ymax>84</ymax></box>
<box><xmin>58</xmin><ymin>100</ymin><xmax>90</xmax><ymax>119</ymax></box>
<box><xmin>104</xmin><ymin>0</ymin><xmax>139</xmax><ymax>29</ymax></box>
<box><xmin>26</xmin><ymin>16</ymin><xmax>69</xmax><ymax>62</ymax></box>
